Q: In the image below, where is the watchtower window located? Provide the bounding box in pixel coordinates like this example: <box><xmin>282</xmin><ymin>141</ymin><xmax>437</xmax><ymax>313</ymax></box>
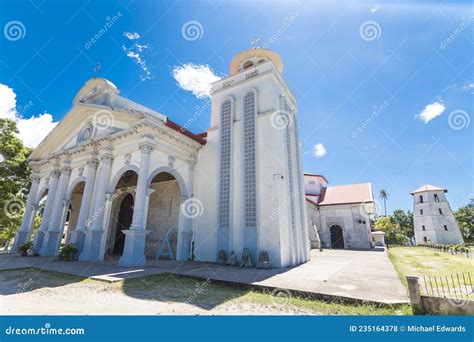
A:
<box><xmin>422</xmin><ymin>225</ymin><xmax>425</xmax><ymax>231</ymax></box>
<box><xmin>419</xmin><ymin>195</ymin><xmax>423</xmax><ymax>203</ymax></box>
<box><xmin>444</xmin><ymin>225</ymin><xmax>448</xmax><ymax>231</ymax></box>
<box><xmin>420</xmin><ymin>209</ymin><xmax>423</xmax><ymax>215</ymax></box>
<box><xmin>439</xmin><ymin>208</ymin><xmax>443</xmax><ymax>215</ymax></box>
<box><xmin>434</xmin><ymin>194</ymin><xmax>439</xmax><ymax>202</ymax></box>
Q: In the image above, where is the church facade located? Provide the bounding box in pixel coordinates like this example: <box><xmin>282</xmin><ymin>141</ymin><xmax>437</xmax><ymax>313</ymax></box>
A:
<box><xmin>13</xmin><ymin>48</ymin><xmax>310</xmax><ymax>268</ymax></box>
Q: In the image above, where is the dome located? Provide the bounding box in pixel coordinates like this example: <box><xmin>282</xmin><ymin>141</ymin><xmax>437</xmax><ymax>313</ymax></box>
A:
<box><xmin>229</xmin><ymin>48</ymin><xmax>283</xmax><ymax>75</ymax></box>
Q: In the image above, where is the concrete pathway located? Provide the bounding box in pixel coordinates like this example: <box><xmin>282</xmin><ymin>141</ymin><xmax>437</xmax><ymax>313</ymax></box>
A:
<box><xmin>0</xmin><ymin>249</ymin><xmax>409</xmax><ymax>304</ymax></box>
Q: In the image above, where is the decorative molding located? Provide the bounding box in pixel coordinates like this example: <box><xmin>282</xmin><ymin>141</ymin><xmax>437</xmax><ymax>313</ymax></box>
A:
<box><xmin>124</xmin><ymin>153</ymin><xmax>131</xmax><ymax>165</ymax></box>
<box><xmin>168</xmin><ymin>155</ymin><xmax>175</xmax><ymax>168</ymax></box>
<box><xmin>139</xmin><ymin>144</ymin><xmax>154</xmax><ymax>155</ymax></box>
<box><xmin>61</xmin><ymin>166</ymin><xmax>72</xmax><ymax>177</ymax></box>
<box><xmin>78</xmin><ymin>167</ymin><xmax>84</xmax><ymax>177</ymax></box>
<box><xmin>50</xmin><ymin>169</ymin><xmax>61</xmax><ymax>179</ymax></box>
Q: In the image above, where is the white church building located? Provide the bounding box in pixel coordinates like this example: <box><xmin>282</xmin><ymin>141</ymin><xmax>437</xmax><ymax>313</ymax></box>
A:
<box><xmin>13</xmin><ymin>47</ymin><xmax>378</xmax><ymax>268</ymax></box>
<box><xmin>13</xmin><ymin>48</ymin><xmax>311</xmax><ymax>268</ymax></box>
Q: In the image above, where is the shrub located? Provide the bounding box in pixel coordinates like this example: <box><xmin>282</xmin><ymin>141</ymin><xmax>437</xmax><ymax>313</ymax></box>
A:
<box><xmin>58</xmin><ymin>244</ymin><xmax>78</xmax><ymax>261</ymax></box>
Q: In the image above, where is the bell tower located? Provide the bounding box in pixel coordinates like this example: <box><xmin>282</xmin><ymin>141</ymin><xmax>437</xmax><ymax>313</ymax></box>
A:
<box><xmin>194</xmin><ymin>47</ymin><xmax>310</xmax><ymax>267</ymax></box>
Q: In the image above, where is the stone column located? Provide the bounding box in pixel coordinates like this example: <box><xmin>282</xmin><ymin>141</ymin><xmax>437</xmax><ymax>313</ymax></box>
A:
<box><xmin>33</xmin><ymin>170</ymin><xmax>60</xmax><ymax>252</ymax></box>
<box><xmin>12</xmin><ymin>175</ymin><xmax>41</xmax><ymax>252</ymax></box>
<box><xmin>407</xmin><ymin>276</ymin><xmax>425</xmax><ymax>314</ymax></box>
<box><xmin>70</xmin><ymin>158</ymin><xmax>98</xmax><ymax>253</ymax></box>
<box><xmin>40</xmin><ymin>165</ymin><xmax>71</xmax><ymax>256</ymax></box>
<box><xmin>177</xmin><ymin>161</ymin><xmax>195</xmax><ymax>261</ymax></box>
<box><xmin>98</xmin><ymin>192</ymin><xmax>117</xmax><ymax>260</ymax></box>
<box><xmin>80</xmin><ymin>154</ymin><xmax>113</xmax><ymax>261</ymax></box>
<box><xmin>119</xmin><ymin>144</ymin><xmax>153</xmax><ymax>267</ymax></box>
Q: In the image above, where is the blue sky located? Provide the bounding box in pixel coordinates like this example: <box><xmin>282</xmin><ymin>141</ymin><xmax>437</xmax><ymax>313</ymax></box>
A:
<box><xmin>0</xmin><ymin>0</ymin><xmax>472</xmax><ymax>214</ymax></box>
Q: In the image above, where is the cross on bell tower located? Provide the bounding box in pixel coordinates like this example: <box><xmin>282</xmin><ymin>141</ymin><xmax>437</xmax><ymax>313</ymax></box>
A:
<box><xmin>93</xmin><ymin>62</ymin><xmax>101</xmax><ymax>79</ymax></box>
<box><xmin>251</xmin><ymin>36</ymin><xmax>261</xmax><ymax>49</ymax></box>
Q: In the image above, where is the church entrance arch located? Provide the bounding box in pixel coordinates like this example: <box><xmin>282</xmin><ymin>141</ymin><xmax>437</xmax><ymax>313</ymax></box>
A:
<box><xmin>113</xmin><ymin>193</ymin><xmax>134</xmax><ymax>255</ymax></box>
<box><xmin>145</xmin><ymin>172</ymin><xmax>181</xmax><ymax>259</ymax></box>
<box><xmin>330</xmin><ymin>225</ymin><xmax>344</xmax><ymax>249</ymax></box>
<box><xmin>64</xmin><ymin>181</ymin><xmax>86</xmax><ymax>244</ymax></box>
<box><xmin>106</xmin><ymin>170</ymin><xmax>138</xmax><ymax>256</ymax></box>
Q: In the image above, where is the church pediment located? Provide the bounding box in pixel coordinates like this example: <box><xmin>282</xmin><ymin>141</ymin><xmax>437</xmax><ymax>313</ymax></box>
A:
<box><xmin>30</xmin><ymin>77</ymin><xmax>167</xmax><ymax>160</ymax></box>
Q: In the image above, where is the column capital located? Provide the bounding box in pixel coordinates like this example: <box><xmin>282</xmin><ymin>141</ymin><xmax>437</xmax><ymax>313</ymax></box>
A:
<box><xmin>146</xmin><ymin>188</ymin><xmax>155</xmax><ymax>196</ymax></box>
<box><xmin>139</xmin><ymin>144</ymin><xmax>154</xmax><ymax>154</ymax></box>
<box><xmin>49</xmin><ymin>169</ymin><xmax>61</xmax><ymax>179</ymax></box>
<box><xmin>60</xmin><ymin>166</ymin><xmax>72</xmax><ymax>176</ymax></box>
<box><xmin>87</xmin><ymin>158</ymin><xmax>99</xmax><ymax>169</ymax></box>
<box><xmin>101</xmin><ymin>154</ymin><xmax>114</xmax><ymax>165</ymax></box>
<box><xmin>30</xmin><ymin>174</ymin><xmax>41</xmax><ymax>184</ymax></box>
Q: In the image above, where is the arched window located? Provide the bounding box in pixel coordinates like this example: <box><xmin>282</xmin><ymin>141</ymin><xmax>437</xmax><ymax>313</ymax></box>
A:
<box><xmin>243</xmin><ymin>60</ymin><xmax>254</xmax><ymax>69</ymax></box>
<box><xmin>419</xmin><ymin>195</ymin><xmax>423</xmax><ymax>203</ymax></box>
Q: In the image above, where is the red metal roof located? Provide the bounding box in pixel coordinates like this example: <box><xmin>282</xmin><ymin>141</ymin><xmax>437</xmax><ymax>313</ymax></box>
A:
<box><xmin>165</xmin><ymin>119</ymin><xmax>207</xmax><ymax>145</ymax></box>
<box><xmin>317</xmin><ymin>183</ymin><xmax>373</xmax><ymax>206</ymax></box>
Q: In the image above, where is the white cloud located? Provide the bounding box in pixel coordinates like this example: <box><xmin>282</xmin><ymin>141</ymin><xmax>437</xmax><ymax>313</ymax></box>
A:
<box><xmin>123</xmin><ymin>32</ymin><xmax>140</xmax><ymax>40</ymax></box>
<box><xmin>0</xmin><ymin>83</ymin><xmax>57</xmax><ymax>148</ymax></box>
<box><xmin>122</xmin><ymin>33</ymin><xmax>152</xmax><ymax>81</ymax></box>
<box><xmin>172</xmin><ymin>63</ymin><xmax>222</xmax><ymax>99</ymax></box>
<box><xmin>370</xmin><ymin>4</ymin><xmax>380</xmax><ymax>12</ymax></box>
<box><xmin>416</xmin><ymin>101</ymin><xmax>446</xmax><ymax>124</ymax></box>
<box><xmin>462</xmin><ymin>82</ymin><xmax>474</xmax><ymax>94</ymax></box>
<box><xmin>313</xmin><ymin>143</ymin><xmax>327</xmax><ymax>158</ymax></box>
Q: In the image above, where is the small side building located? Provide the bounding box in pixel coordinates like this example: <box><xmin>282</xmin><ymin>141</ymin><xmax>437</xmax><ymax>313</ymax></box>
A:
<box><xmin>411</xmin><ymin>184</ymin><xmax>464</xmax><ymax>245</ymax></box>
<box><xmin>305</xmin><ymin>173</ymin><xmax>375</xmax><ymax>249</ymax></box>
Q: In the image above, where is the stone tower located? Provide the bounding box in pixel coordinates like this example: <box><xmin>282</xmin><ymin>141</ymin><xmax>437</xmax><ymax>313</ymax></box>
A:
<box><xmin>193</xmin><ymin>47</ymin><xmax>310</xmax><ymax>267</ymax></box>
<box><xmin>411</xmin><ymin>184</ymin><xmax>464</xmax><ymax>245</ymax></box>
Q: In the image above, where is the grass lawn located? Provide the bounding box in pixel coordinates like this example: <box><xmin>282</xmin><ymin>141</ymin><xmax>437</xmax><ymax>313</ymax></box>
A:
<box><xmin>388</xmin><ymin>247</ymin><xmax>474</xmax><ymax>297</ymax></box>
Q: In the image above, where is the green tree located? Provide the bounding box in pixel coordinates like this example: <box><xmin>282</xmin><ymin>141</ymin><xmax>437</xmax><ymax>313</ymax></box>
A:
<box><xmin>454</xmin><ymin>198</ymin><xmax>474</xmax><ymax>243</ymax></box>
<box><xmin>379</xmin><ymin>189</ymin><xmax>389</xmax><ymax>216</ymax></box>
<box><xmin>392</xmin><ymin>209</ymin><xmax>414</xmax><ymax>238</ymax></box>
<box><xmin>0</xmin><ymin>119</ymin><xmax>32</xmax><ymax>247</ymax></box>
<box><xmin>374</xmin><ymin>216</ymin><xmax>407</xmax><ymax>245</ymax></box>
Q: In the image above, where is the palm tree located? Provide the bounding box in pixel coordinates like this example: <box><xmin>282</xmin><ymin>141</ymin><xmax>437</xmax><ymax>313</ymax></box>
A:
<box><xmin>379</xmin><ymin>189</ymin><xmax>389</xmax><ymax>216</ymax></box>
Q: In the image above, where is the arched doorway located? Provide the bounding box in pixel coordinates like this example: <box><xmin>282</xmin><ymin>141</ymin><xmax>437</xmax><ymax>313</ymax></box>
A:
<box><xmin>145</xmin><ymin>172</ymin><xmax>181</xmax><ymax>259</ymax></box>
<box><xmin>106</xmin><ymin>170</ymin><xmax>138</xmax><ymax>256</ymax></box>
<box><xmin>64</xmin><ymin>181</ymin><xmax>85</xmax><ymax>244</ymax></box>
<box><xmin>112</xmin><ymin>193</ymin><xmax>134</xmax><ymax>255</ymax></box>
<box><xmin>330</xmin><ymin>225</ymin><xmax>344</xmax><ymax>249</ymax></box>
